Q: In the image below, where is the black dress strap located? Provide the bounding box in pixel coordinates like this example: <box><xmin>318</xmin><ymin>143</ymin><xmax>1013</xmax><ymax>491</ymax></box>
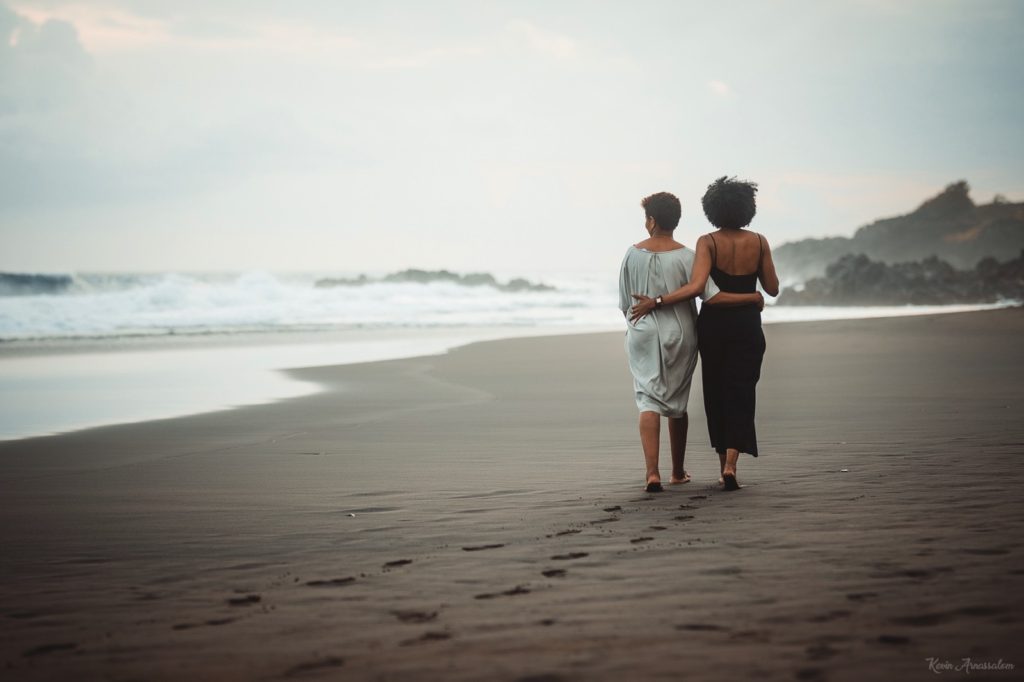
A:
<box><xmin>708</xmin><ymin>232</ymin><xmax>719</xmax><ymax>269</ymax></box>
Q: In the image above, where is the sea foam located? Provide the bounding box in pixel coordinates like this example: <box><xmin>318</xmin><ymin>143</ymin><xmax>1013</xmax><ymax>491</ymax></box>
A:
<box><xmin>0</xmin><ymin>271</ymin><xmax>613</xmax><ymax>341</ymax></box>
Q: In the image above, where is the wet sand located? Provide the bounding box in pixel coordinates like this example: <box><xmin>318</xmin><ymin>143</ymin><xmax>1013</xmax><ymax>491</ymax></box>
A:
<box><xmin>2</xmin><ymin>309</ymin><xmax>1023</xmax><ymax>681</ymax></box>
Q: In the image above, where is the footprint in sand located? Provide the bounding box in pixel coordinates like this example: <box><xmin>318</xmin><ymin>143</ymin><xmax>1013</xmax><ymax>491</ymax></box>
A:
<box><xmin>400</xmin><ymin>631</ymin><xmax>452</xmax><ymax>646</ymax></box>
<box><xmin>870</xmin><ymin>565</ymin><xmax>954</xmax><ymax>581</ymax></box>
<box><xmin>541</xmin><ymin>569</ymin><xmax>567</xmax><ymax>578</ymax></box>
<box><xmin>392</xmin><ymin>610</ymin><xmax>438</xmax><ymax>623</ymax></box>
<box><xmin>875</xmin><ymin>634</ymin><xmax>911</xmax><ymax>645</ymax></box>
<box><xmin>846</xmin><ymin>592</ymin><xmax>878</xmax><ymax>602</ymax></box>
<box><xmin>630</xmin><ymin>537</ymin><xmax>654</xmax><ymax>544</ymax></box>
<box><xmin>591</xmin><ymin>517</ymin><xmax>619</xmax><ymax>525</ymax></box>
<box><xmin>226</xmin><ymin>594</ymin><xmax>261</xmax><ymax>606</ymax></box>
<box><xmin>674</xmin><ymin>515</ymin><xmax>695</xmax><ymax>521</ymax></box>
<box><xmin>957</xmin><ymin>605</ymin><xmax>1005</xmax><ymax>617</ymax></box>
<box><xmin>603</xmin><ymin>506</ymin><xmax>622</xmax><ymax>512</ymax></box>
<box><xmin>22</xmin><ymin>642</ymin><xmax>77</xmax><ymax>657</ymax></box>
<box><xmin>890</xmin><ymin>613</ymin><xmax>949</xmax><ymax>627</ymax></box>
<box><xmin>808</xmin><ymin>610</ymin><xmax>851</xmax><ymax>623</ymax></box>
<box><xmin>462</xmin><ymin>544</ymin><xmax>505</xmax><ymax>552</ymax></box>
<box><xmin>548</xmin><ymin>529</ymin><xmax>582</xmax><ymax>537</ymax></box>
<box><xmin>283</xmin><ymin>656</ymin><xmax>345</xmax><ymax>676</ymax></box>
<box><xmin>689</xmin><ymin>495</ymin><xmax>708</xmax><ymax>500</ymax></box>
<box><xmin>475</xmin><ymin>585</ymin><xmax>531</xmax><ymax>600</ymax></box>
<box><xmin>550</xmin><ymin>552</ymin><xmax>588</xmax><ymax>561</ymax></box>
<box><xmin>383</xmin><ymin>559</ymin><xmax>414</xmax><ymax>568</ymax></box>
<box><xmin>675</xmin><ymin>623</ymin><xmax>726</xmax><ymax>632</ymax></box>
<box><xmin>306</xmin><ymin>577</ymin><xmax>356</xmax><ymax>587</ymax></box>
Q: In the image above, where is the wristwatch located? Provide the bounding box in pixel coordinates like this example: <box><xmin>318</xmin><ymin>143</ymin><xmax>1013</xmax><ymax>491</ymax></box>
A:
<box><xmin>655</xmin><ymin>296</ymin><xmax>664</xmax><ymax>309</ymax></box>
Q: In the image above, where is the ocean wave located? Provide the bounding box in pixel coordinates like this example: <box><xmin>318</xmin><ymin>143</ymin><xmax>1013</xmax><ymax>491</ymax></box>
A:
<box><xmin>0</xmin><ymin>272</ymin><xmax>75</xmax><ymax>296</ymax></box>
<box><xmin>0</xmin><ymin>271</ymin><xmax>618</xmax><ymax>341</ymax></box>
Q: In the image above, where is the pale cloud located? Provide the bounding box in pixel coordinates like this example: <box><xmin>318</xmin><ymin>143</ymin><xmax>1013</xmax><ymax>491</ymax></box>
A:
<box><xmin>0</xmin><ymin>4</ymin><xmax>91</xmax><ymax>115</ymax></box>
<box><xmin>507</xmin><ymin>19</ymin><xmax>577</xmax><ymax>59</ymax></box>
<box><xmin>707</xmin><ymin>80</ymin><xmax>732</xmax><ymax>97</ymax></box>
<box><xmin>235</xmin><ymin>21</ymin><xmax>361</xmax><ymax>57</ymax></box>
<box><xmin>8</xmin><ymin>2</ymin><xmax>171</xmax><ymax>51</ymax></box>
<box><xmin>7</xmin><ymin>2</ymin><xmax>365</xmax><ymax>56</ymax></box>
<box><xmin>365</xmin><ymin>44</ymin><xmax>484</xmax><ymax>71</ymax></box>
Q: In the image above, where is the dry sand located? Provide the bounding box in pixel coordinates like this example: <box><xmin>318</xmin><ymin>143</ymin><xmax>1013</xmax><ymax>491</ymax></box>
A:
<box><xmin>2</xmin><ymin>309</ymin><xmax>1023</xmax><ymax>681</ymax></box>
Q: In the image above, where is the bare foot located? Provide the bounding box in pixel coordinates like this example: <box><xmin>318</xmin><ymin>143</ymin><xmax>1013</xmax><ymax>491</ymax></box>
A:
<box><xmin>721</xmin><ymin>465</ymin><xmax>739</xmax><ymax>491</ymax></box>
<box><xmin>645</xmin><ymin>473</ymin><xmax>663</xmax><ymax>493</ymax></box>
<box><xmin>669</xmin><ymin>471</ymin><xmax>691</xmax><ymax>484</ymax></box>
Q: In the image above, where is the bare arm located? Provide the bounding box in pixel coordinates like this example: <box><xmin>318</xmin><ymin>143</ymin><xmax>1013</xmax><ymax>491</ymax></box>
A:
<box><xmin>704</xmin><ymin>290</ymin><xmax>764</xmax><ymax>308</ymax></box>
<box><xmin>662</xmin><ymin>234</ymin><xmax>713</xmax><ymax>306</ymax></box>
<box><xmin>629</xmin><ymin>236</ymin><xmax>761</xmax><ymax>320</ymax></box>
<box><xmin>628</xmin><ymin>236</ymin><xmax>710</xmax><ymax>321</ymax></box>
<box><xmin>758</xmin><ymin>234</ymin><xmax>780</xmax><ymax>297</ymax></box>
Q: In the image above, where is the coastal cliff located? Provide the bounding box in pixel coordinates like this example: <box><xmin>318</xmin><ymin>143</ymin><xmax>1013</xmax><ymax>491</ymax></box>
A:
<box><xmin>774</xmin><ymin>181</ymin><xmax>1024</xmax><ymax>282</ymax></box>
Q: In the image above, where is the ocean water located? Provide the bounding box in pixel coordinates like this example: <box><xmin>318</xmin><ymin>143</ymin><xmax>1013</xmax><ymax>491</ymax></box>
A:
<box><xmin>0</xmin><ymin>271</ymin><xmax>619</xmax><ymax>340</ymax></box>
<box><xmin>0</xmin><ymin>270</ymin><xmax>1016</xmax><ymax>441</ymax></box>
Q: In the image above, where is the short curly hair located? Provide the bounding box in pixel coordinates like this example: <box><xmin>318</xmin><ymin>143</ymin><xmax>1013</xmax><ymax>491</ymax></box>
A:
<box><xmin>640</xmin><ymin>192</ymin><xmax>681</xmax><ymax>231</ymax></box>
<box><xmin>701</xmin><ymin>176</ymin><xmax>758</xmax><ymax>229</ymax></box>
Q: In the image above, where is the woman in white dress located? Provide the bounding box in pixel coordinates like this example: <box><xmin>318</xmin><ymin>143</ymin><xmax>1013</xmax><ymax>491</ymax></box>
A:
<box><xmin>619</xmin><ymin>192</ymin><xmax>763</xmax><ymax>492</ymax></box>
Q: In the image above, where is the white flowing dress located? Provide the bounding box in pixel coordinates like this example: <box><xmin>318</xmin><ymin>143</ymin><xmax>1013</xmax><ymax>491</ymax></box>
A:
<box><xmin>618</xmin><ymin>245</ymin><xmax>719</xmax><ymax>417</ymax></box>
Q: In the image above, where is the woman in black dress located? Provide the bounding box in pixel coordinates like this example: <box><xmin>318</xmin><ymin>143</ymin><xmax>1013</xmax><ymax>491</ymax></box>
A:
<box><xmin>630</xmin><ymin>177</ymin><xmax>779</xmax><ymax>490</ymax></box>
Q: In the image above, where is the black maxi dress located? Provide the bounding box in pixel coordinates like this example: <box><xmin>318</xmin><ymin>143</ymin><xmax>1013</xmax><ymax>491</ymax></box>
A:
<box><xmin>696</xmin><ymin>233</ymin><xmax>766</xmax><ymax>457</ymax></box>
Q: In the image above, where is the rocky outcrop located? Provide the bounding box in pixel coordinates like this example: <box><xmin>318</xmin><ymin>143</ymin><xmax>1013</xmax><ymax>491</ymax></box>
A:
<box><xmin>776</xmin><ymin>250</ymin><xmax>1024</xmax><ymax>306</ymax></box>
<box><xmin>315</xmin><ymin>269</ymin><xmax>555</xmax><ymax>292</ymax></box>
<box><xmin>774</xmin><ymin>181</ymin><xmax>1024</xmax><ymax>282</ymax></box>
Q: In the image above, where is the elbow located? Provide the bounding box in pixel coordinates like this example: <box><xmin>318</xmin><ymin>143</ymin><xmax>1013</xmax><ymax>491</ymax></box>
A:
<box><xmin>764</xmin><ymin>285</ymin><xmax>780</xmax><ymax>298</ymax></box>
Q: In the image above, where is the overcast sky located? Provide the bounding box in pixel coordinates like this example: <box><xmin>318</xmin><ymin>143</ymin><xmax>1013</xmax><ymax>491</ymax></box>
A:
<box><xmin>1</xmin><ymin>0</ymin><xmax>1022</xmax><ymax>275</ymax></box>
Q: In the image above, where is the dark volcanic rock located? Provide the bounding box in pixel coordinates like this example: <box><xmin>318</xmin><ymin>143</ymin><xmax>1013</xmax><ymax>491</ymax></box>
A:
<box><xmin>315</xmin><ymin>269</ymin><xmax>554</xmax><ymax>292</ymax></box>
<box><xmin>777</xmin><ymin>250</ymin><xmax>1024</xmax><ymax>306</ymax></box>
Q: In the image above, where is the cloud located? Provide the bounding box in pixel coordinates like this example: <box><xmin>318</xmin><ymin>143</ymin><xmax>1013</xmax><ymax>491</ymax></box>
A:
<box><xmin>0</xmin><ymin>3</ymin><xmax>91</xmax><ymax>115</ymax></box>
<box><xmin>707</xmin><ymin>80</ymin><xmax>732</xmax><ymax>97</ymax></box>
<box><xmin>7</xmin><ymin>2</ymin><xmax>172</xmax><ymax>52</ymax></box>
<box><xmin>507</xmin><ymin>20</ymin><xmax>577</xmax><ymax>59</ymax></box>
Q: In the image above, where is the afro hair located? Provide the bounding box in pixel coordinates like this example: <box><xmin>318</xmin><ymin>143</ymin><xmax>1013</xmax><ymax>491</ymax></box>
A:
<box><xmin>701</xmin><ymin>176</ymin><xmax>758</xmax><ymax>229</ymax></box>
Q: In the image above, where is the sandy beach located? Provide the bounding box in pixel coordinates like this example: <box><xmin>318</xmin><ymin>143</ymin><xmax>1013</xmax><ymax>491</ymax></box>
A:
<box><xmin>2</xmin><ymin>309</ymin><xmax>1022</xmax><ymax>681</ymax></box>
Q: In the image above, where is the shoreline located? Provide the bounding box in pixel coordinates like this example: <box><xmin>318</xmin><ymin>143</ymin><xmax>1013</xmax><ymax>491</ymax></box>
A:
<box><xmin>0</xmin><ymin>324</ymin><xmax>617</xmax><ymax>443</ymax></box>
<box><xmin>1</xmin><ymin>308</ymin><xmax>1022</xmax><ymax>680</ymax></box>
<box><xmin>1</xmin><ymin>303</ymin><xmax>1017</xmax><ymax>443</ymax></box>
